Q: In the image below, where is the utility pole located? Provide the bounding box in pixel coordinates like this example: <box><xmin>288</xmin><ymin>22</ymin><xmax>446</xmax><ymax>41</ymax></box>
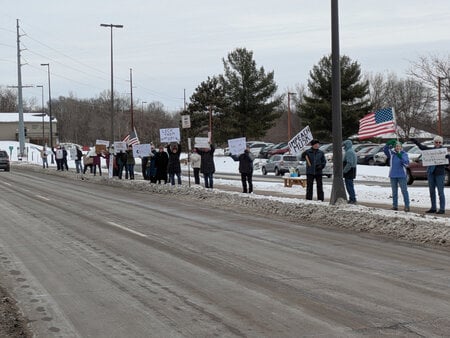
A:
<box><xmin>129</xmin><ymin>68</ymin><xmax>134</xmax><ymax>130</ymax></box>
<box><xmin>16</xmin><ymin>19</ymin><xmax>26</xmax><ymax>159</ymax></box>
<box><xmin>329</xmin><ymin>0</ymin><xmax>347</xmax><ymax>204</ymax></box>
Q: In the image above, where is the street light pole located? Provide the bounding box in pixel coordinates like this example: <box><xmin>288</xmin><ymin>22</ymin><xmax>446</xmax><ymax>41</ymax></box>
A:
<box><xmin>438</xmin><ymin>77</ymin><xmax>443</xmax><ymax>136</ymax></box>
<box><xmin>287</xmin><ymin>92</ymin><xmax>296</xmax><ymax>142</ymax></box>
<box><xmin>141</xmin><ymin>101</ymin><xmax>147</xmax><ymax>128</ymax></box>
<box><xmin>40</xmin><ymin>63</ymin><xmax>54</xmax><ymax>163</ymax></box>
<box><xmin>36</xmin><ymin>85</ymin><xmax>45</xmax><ymax>144</ymax></box>
<box><xmin>100</xmin><ymin>23</ymin><xmax>123</xmax><ymax>143</ymax></box>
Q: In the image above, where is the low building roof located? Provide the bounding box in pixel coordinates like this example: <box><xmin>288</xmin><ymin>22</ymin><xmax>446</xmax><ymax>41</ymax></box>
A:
<box><xmin>0</xmin><ymin>112</ymin><xmax>57</xmax><ymax>123</ymax></box>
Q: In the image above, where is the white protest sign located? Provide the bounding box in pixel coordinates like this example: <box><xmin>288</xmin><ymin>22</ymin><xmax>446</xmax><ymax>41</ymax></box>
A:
<box><xmin>288</xmin><ymin>125</ymin><xmax>313</xmax><ymax>155</ymax></box>
<box><xmin>114</xmin><ymin>141</ymin><xmax>127</xmax><ymax>153</ymax></box>
<box><xmin>194</xmin><ymin>137</ymin><xmax>210</xmax><ymax>149</ymax></box>
<box><xmin>228</xmin><ymin>137</ymin><xmax>246</xmax><ymax>155</ymax></box>
<box><xmin>421</xmin><ymin>148</ymin><xmax>449</xmax><ymax>166</ymax></box>
<box><xmin>96</xmin><ymin>139</ymin><xmax>110</xmax><ymax>147</ymax></box>
<box><xmin>132</xmin><ymin>144</ymin><xmax>151</xmax><ymax>158</ymax></box>
<box><xmin>160</xmin><ymin>128</ymin><xmax>180</xmax><ymax>143</ymax></box>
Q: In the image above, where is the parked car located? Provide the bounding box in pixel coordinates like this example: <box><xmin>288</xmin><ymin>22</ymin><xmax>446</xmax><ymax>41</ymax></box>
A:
<box><xmin>357</xmin><ymin>145</ymin><xmax>385</xmax><ymax>165</ymax></box>
<box><xmin>296</xmin><ymin>161</ymin><xmax>333</xmax><ymax>178</ymax></box>
<box><xmin>258</xmin><ymin>143</ymin><xmax>278</xmax><ymax>159</ymax></box>
<box><xmin>261</xmin><ymin>154</ymin><xmax>299</xmax><ymax>176</ymax></box>
<box><xmin>0</xmin><ymin>150</ymin><xmax>10</xmax><ymax>171</ymax></box>
<box><xmin>267</xmin><ymin>142</ymin><xmax>289</xmax><ymax>157</ymax></box>
<box><xmin>406</xmin><ymin>147</ymin><xmax>450</xmax><ymax>185</ymax></box>
<box><xmin>248</xmin><ymin>142</ymin><xmax>273</xmax><ymax>157</ymax></box>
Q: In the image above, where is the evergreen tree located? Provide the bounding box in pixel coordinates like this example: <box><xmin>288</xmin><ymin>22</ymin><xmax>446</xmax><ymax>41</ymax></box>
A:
<box><xmin>299</xmin><ymin>55</ymin><xmax>371</xmax><ymax>141</ymax></box>
<box><xmin>220</xmin><ymin>48</ymin><xmax>282</xmax><ymax>142</ymax></box>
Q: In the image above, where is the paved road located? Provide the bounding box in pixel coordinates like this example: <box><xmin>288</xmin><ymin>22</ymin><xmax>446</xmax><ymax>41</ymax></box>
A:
<box><xmin>0</xmin><ymin>169</ymin><xmax>450</xmax><ymax>337</ymax></box>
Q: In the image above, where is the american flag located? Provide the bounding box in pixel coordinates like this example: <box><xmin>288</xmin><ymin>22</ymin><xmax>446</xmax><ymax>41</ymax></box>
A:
<box><xmin>358</xmin><ymin>107</ymin><xmax>396</xmax><ymax>140</ymax></box>
<box><xmin>122</xmin><ymin>128</ymin><xmax>140</xmax><ymax>146</ymax></box>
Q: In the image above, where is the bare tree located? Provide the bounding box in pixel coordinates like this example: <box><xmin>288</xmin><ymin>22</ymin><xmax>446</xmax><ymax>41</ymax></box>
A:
<box><xmin>367</xmin><ymin>72</ymin><xmax>434</xmax><ymax>138</ymax></box>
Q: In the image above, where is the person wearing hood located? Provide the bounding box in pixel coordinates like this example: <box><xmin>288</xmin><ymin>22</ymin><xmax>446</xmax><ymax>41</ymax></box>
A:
<box><xmin>342</xmin><ymin>140</ymin><xmax>357</xmax><ymax>204</ymax></box>
<box><xmin>301</xmin><ymin>139</ymin><xmax>326</xmax><ymax>201</ymax></box>
<box><xmin>383</xmin><ymin>140</ymin><xmax>410</xmax><ymax>212</ymax></box>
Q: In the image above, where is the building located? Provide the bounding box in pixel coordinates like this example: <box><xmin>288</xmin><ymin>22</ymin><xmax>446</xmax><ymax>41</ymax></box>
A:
<box><xmin>0</xmin><ymin>112</ymin><xmax>57</xmax><ymax>146</ymax></box>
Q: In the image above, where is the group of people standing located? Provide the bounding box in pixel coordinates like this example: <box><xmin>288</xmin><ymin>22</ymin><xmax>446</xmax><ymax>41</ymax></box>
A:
<box><xmin>303</xmin><ymin>136</ymin><xmax>449</xmax><ymax>215</ymax></box>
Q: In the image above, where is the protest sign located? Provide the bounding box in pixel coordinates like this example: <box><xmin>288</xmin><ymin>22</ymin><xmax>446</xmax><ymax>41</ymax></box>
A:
<box><xmin>288</xmin><ymin>126</ymin><xmax>313</xmax><ymax>155</ymax></box>
<box><xmin>227</xmin><ymin>137</ymin><xmax>246</xmax><ymax>155</ymax></box>
<box><xmin>160</xmin><ymin>128</ymin><xmax>180</xmax><ymax>143</ymax></box>
<box><xmin>421</xmin><ymin>148</ymin><xmax>449</xmax><ymax>166</ymax></box>
<box><xmin>132</xmin><ymin>144</ymin><xmax>151</xmax><ymax>157</ymax></box>
<box><xmin>114</xmin><ymin>141</ymin><xmax>127</xmax><ymax>153</ymax></box>
<box><xmin>95</xmin><ymin>139</ymin><xmax>109</xmax><ymax>147</ymax></box>
<box><xmin>194</xmin><ymin>137</ymin><xmax>210</xmax><ymax>149</ymax></box>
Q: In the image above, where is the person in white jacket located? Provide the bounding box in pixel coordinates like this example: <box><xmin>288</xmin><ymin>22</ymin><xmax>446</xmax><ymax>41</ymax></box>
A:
<box><xmin>190</xmin><ymin>148</ymin><xmax>201</xmax><ymax>184</ymax></box>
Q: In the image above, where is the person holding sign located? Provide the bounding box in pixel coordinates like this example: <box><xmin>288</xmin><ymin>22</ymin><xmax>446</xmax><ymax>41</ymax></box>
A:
<box><xmin>167</xmin><ymin>143</ymin><xmax>182</xmax><ymax>185</ymax></box>
<box><xmin>411</xmin><ymin>136</ymin><xmax>450</xmax><ymax>214</ymax></box>
<box><xmin>383</xmin><ymin>140</ymin><xmax>410</xmax><ymax>212</ymax></box>
<box><xmin>301</xmin><ymin>139</ymin><xmax>326</xmax><ymax>201</ymax></box>
<box><xmin>232</xmin><ymin>146</ymin><xmax>255</xmax><ymax>194</ymax></box>
<box><xmin>198</xmin><ymin>144</ymin><xmax>215</xmax><ymax>189</ymax></box>
<box><xmin>190</xmin><ymin>148</ymin><xmax>201</xmax><ymax>185</ymax></box>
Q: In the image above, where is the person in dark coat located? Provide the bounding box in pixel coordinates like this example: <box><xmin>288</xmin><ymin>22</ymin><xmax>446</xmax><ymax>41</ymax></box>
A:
<box><xmin>233</xmin><ymin>146</ymin><xmax>255</xmax><ymax>193</ymax></box>
<box><xmin>198</xmin><ymin>144</ymin><xmax>215</xmax><ymax>189</ymax></box>
<box><xmin>155</xmin><ymin>144</ymin><xmax>169</xmax><ymax>184</ymax></box>
<box><xmin>342</xmin><ymin>140</ymin><xmax>357</xmax><ymax>204</ymax></box>
<box><xmin>116</xmin><ymin>151</ymin><xmax>127</xmax><ymax>179</ymax></box>
<box><xmin>125</xmin><ymin>145</ymin><xmax>135</xmax><ymax>180</ymax></box>
<box><xmin>167</xmin><ymin>143</ymin><xmax>182</xmax><ymax>185</ymax></box>
<box><xmin>146</xmin><ymin>146</ymin><xmax>158</xmax><ymax>183</ymax></box>
<box><xmin>75</xmin><ymin>146</ymin><xmax>83</xmax><ymax>173</ymax></box>
<box><xmin>301</xmin><ymin>139</ymin><xmax>326</xmax><ymax>201</ymax></box>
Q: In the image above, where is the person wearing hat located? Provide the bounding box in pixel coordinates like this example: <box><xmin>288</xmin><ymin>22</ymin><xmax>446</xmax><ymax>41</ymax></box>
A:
<box><xmin>383</xmin><ymin>140</ymin><xmax>410</xmax><ymax>212</ymax></box>
<box><xmin>410</xmin><ymin>136</ymin><xmax>450</xmax><ymax>214</ymax></box>
<box><xmin>300</xmin><ymin>139</ymin><xmax>327</xmax><ymax>201</ymax></box>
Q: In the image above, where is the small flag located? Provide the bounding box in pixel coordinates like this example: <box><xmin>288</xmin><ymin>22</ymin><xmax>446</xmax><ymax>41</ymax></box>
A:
<box><xmin>123</xmin><ymin>128</ymin><xmax>140</xmax><ymax>146</ymax></box>
<box><xmin>358</xmin><ymin>107</ymin><xmax>396</xmax><ymax>140</ymax></box>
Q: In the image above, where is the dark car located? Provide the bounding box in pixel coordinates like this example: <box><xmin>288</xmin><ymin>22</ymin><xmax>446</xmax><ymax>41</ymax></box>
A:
<box><xmin>356</xmin><ymin>145</ymin><xmax>384</xmax><ymax>165</ymax></box>
<box><xmin>0</xmin><ymin>150</ymin><xmax>10</xmax><ymax>171</ymax></box>
<box><xmin>406</xmin><ymin>147</ymin><xmax>450</xmax><ymax>186</ymax></box>
<box><xmin>267</xmin><ymin>142</ymin><xmax>289</xmax><ymax>157</ymax></box>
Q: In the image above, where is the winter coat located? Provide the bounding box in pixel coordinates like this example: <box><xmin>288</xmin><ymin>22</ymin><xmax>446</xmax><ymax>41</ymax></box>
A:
<box><xmin>76</xmin><ymin>148</ymin><xmax>83</xmax><ymax>161</ymax></box>
<box><xmin>343</xmin><ymin>140</ymin><xmax>357</xmax><ymax>179</ymax></box>
<box><xmin>238</xmin><ymin>150</ymin><xmax>254</xmax><ymax>174</ymax></box>
<box><xmin>301</xmin><ymin>147</ymin><xmax>326</xmax><ymax>175</ymax></box>
<box><xmin>383</xmin><ymin>144</ymin><xmax>409</xmax><ymax>178</ymax></box>
<box><xmin>155</xmin><ymin>150</ymin><xmax>169</xmax><ymax>179</ymax></box>
<box><xmin>167</xmin><ymin>144</ymin><xmax>181</xmax><ymax>174</ymax></box>
<box><xmin>125</xmin><ymin>149</ymin><xmax>135</xmax><ymax>165</ymax></box>
<box><xmin>198</xmin><ymin>145</ymin><xmax>215</xmax><ymax>174</ymax></box>
<box><xmin>190</xmin><ymin>152</ymin><xmax>201</xmax><ymax>169</ymax></box>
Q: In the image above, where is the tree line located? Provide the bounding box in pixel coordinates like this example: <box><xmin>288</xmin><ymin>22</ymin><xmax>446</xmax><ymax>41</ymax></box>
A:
<box><xmin>1</xmin><ymin>50</ymin><xmax>449</xmax><ymax>146</ymax></box>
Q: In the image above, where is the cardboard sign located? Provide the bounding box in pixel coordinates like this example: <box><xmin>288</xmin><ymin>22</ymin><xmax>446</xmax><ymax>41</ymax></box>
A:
<box><xmin>421</xmin><ymin>148</ymin><xmax>449</xmax><ymax>166</ymax></box>
<box><xmin>95</xmin><ymin>144</ymin><xmax>107</xmax><ymax>154</ymax></box>
<box><xmin>228</xmin><ymin>137</ymin><xmax>246</xmax><ymax>155</ymax></box>
<box><xmin>181</xmin><ymin>115</ymin><xmax>191</xmax><ymax>128</ymax></box>
<box><xmin>114</xmin><ymin>141</ymin><xmax>127</xmax><ymax>153</ymax></box>
<box><xmin>133</xmin><ymin>144</ymin><xmax>151</xmax><ymax>157</ymax></box>
<box><xmin>194</xmin><ymin>137</ymin><xmax>210</xmax><ymax>149</ymax></box>
<box><xmin>160</xmin><ymin>128</ymin><xmax>180</xmax><ymax>143</ymax></box>
<box><xmin>96</xmin><ymin>139</ymin><xmax>110</xmax><ymax>147</ymax></box>
<box><xmin>288</xmin><ymin>126</ymin><xmax>313</xmax><ymax>155</ymax></box>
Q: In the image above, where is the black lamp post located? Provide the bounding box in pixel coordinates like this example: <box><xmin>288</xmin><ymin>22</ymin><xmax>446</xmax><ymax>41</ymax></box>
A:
<box><xmin>100</xmin><ymin>23</ymin><xmax>124</xmax><ymax>143</ymax></box>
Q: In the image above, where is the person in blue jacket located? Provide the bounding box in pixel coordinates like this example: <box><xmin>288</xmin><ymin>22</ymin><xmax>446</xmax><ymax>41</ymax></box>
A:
<box><xmin>343</xmin><ymin>140</ymin><xmax>357</xmax><ymax>204</ymax></box>
<box><xmin>384</xmin><ymin>140</ymin><xmax>410</xmax><ymax>212</ymax></box>
<box><xmin>301</xmin><ymin>139</ymin><xmax>326</xmax><ymax>201</ymax></box>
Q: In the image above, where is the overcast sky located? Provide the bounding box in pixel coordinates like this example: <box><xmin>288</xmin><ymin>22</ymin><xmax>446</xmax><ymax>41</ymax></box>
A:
<box><xmin>1</xmin><ymin>0</ymin><xmax>449</xmax><ymax>112</ymax></box>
